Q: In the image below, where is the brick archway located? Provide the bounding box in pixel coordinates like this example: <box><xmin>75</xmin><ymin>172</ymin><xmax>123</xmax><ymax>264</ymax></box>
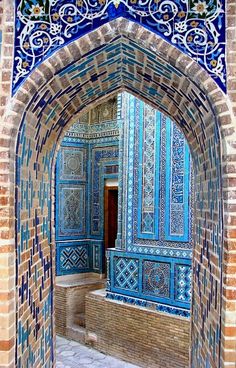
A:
<box><xmin>1</xmin><ymin>18</ymin><xmax>235</xmax><ymax>368</ymax></box>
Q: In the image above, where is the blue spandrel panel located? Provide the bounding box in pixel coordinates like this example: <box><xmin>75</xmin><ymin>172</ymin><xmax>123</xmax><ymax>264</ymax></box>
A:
<box><xmin>164</xmin><ymin>118</ymin><xmax>190</xmax><ymax>242</ymax></box>
<box><xmin>14</xmin><ymin>1</ymin><xmax>226</xmax><ymax>94</ymax></box>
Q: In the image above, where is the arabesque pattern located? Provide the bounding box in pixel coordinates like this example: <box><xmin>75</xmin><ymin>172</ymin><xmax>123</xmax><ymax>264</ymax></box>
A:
<box><xmin>14</xmin><ymin>0</ymin><xmax>226</xmax><ymax>93</ymax></box>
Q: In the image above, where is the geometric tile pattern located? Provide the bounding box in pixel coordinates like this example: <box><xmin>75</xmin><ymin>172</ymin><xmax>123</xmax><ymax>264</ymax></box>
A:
<box><xmin>59</xmin><ymin>185</ymin><xmax>85</xmax><ymax>235</ymax></box>
<box><xmin>142</xmin><ymin>261</ymin><xmax>170</xmax><ymax>298</ymax></box>
<box><xmin>106</xmin><ymin>292</ymin><xmax>191</xmax><ymax>318</ymax></box>
<box><xmin>108</xmin><ymin>251</ymin><xmax>192</xmax><ymax>312</ymax></box>
<box><xmin>114</xmin><ymin>257</ymin><xmax>139</xmax><ymax>292</ymax></box>
<box><xmin>92</xmin><ymin>244</ymin><xmax>101</xmax><ymax>271</ymax></box>
<box><xmin>138</xmin><ymin>104</ymin><xmax>160</xmax><ymax>237</ymax></box>
<box><xmin>56</xmin><ymin>145</ymin><xmax>88</xmax><ymax>241</ymax></box>
<box><xmin>175</xmin><ymin>264</ymin><xmax>192</xmax><ymax>303</ymax></box>
<box><xmin>60</xmin><ymin>147</ymin><xmax>86</xmax><ymax>180</ymax></box>
<box><xmin>59</xmin><ymin>245</ymin><xmax>89</xmax><ymax>272</ymax></box>
<box><xmin>13</xmin><ymin>1</ymin><xmax>226</xmax><ymax>94</ymax></box>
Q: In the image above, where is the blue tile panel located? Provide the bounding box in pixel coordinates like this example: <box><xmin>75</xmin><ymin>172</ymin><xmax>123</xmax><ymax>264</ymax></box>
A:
<box><xmin>56</xmin><ymin>242</ymin><xmax>91</xmax><ymax>275</ymax></box>
<box><xmin>114</xmin><ymin>257</ymin><xmax>139</xmax><ymax>292</ymax></box>
<box><xmin>13</xmin><ymin>0</ymin><xmax>226</xmax><ymax>94</ymax></box>
<box><xmin>137</xmin><ymin>104</ymin><xmax>161</xmax><ymax>239</ymax></box>
<box><xmin>106</xmin><ymin>93</ymin><xmax>193</xmax><ymax>315</ymax></box>
<box><xmin>55</xmin><ymin>121</ymin><xmax>119</xmax><ymax>275</ymax></box>
<box><xmin>106</xmin><ymin>292</ymin><xmax>190</xmax><ymax>318</ymax></box>
<box><xmin>108</xmin><ymin>250</ymin><xmax>192</xmax><ymax>312</ymax></box>
<box><xmin>56</xmin><ymin>144</ymin><xmax>88</xmax><ymax>240</ymax></box>
<box><xmin>122</xmin><ymin>93</ymin><xmax>192</xmax><ymax>254</ymax></box>
<box><xmin>175</xmin><ymin>264</ymin><xmax>192</xmax><ymax>303</ymax></box>
<box><xmin>58</xmin><ymin>183</ymin><xmax>86</xmax><ymax>236</ymax></box>
<box><xmin>143</xmin><ymin>260</ymin><xmax>171</xmax><ymax>298</ymax></box>
<box><xmin>164</xmin><ymin>118</ymin><xmax>191</xmax><ymax>241</ymax></box>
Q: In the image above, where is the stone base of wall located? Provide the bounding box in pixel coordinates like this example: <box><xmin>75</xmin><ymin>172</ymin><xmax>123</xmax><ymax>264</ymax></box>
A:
<box><xmin>85</xmin><ymin>290</ymin><xmax>190</xmax><ymax>368</ymax></box>
<box><xmin>55</xmin><ymin>274</ymin><xmax>106</xmax><ymax>343</ymax></box>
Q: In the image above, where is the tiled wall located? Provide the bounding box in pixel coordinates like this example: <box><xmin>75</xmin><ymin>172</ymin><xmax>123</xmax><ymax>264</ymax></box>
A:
<box><xmin>107</xmin><ymin>93</ymin><xmax>193</xmax><ymax>317</ymax></box>
<box><xmin>55</xmin><ymin>94</ymin><xmax>193</xmax><ymax>316</ymax></box>
<box><xmin>55</xmin><ymin>99</ymin><xmax>119</xmax><ymax>275</ymax></box>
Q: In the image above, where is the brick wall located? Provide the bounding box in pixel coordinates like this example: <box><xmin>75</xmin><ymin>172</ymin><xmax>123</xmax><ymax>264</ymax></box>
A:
<box><xmin>86</xmin><ymin>290</ymin><xmax>190</xmax><ymax>368</ymax></box>
<box><xmin>55</xmin><ymin>277</ymin><xmax>105</xmax><ymax>343</ymax></box>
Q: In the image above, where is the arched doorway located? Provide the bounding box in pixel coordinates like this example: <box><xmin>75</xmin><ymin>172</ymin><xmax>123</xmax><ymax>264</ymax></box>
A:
<box><xmin>1</xmin><ymin>18</ymin><xmax>235</xmax><ymax>368</ymax></box>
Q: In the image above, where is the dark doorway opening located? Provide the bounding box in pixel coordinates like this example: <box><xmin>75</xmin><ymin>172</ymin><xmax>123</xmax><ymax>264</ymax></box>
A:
<box><xmin>104</xmin><ymin>186</ymin><xmax>118</xmax><ymax>274</ymax></box>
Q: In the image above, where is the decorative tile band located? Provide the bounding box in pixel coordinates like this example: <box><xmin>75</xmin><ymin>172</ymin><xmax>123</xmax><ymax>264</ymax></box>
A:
<box><xmin>164</xmin><ymin>118</ymin><xmax>191</xmax><ymax>241</ymax></box>
<box><xmin>14</xmin><ymin>1</ymin><xmax>226</xmax><ymax>94</ymax></box>
<box><xmin>137</xmin><ymin>104</ymin><xmax>161</xmax><ymax>239</ymax></box>
<box><xmin>106</xmin><ymin>292</ymin><xmax>190</xmax><ymax>318</ymax></box>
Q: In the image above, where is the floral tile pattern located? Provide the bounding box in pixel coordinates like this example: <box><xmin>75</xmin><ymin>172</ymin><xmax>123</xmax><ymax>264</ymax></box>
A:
<box><xmin>14</xmin><ymin>0</ymin><xmax>226</xmax><ymax>94</ymax></box>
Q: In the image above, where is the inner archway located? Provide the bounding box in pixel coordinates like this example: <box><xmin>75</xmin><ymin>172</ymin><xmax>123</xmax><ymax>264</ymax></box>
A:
<box><xmin>53</xmin><ymin>93</ymin><xmax>193</xmax><ymax>367</ymax></box>
<box><xmin>4</xmin><ymin>19</ymin><xmax>234</xmax><ymax>368</ymax></box>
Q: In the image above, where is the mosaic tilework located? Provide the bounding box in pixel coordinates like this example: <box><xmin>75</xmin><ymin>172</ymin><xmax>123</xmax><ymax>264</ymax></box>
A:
<box><xmin>92</xmin><ymin>243</ymin><xmax>102</xmax><ymax>271</ymax></box>
<box><xmin>56</xmin><ymin>242</ymin><xmax>90</xmax><ymax>274</ymax></box>
<box><xmin>108</xmin><ymin>251</ymin><xmax>192</xmax><ymax>312</ymax></box>
<box><xmin>122</xmin><ymin>93</ymin><xmax>192</xmax><ymax>252</ymax></box>
<box><xmin>56</xmin><ymin>144</ymin><xmax>87</xmax><ymax>240</ymax></box>
<box><xmin>55</xmin><ymin>115</ymin><xmax>119</xmax><ymax>275</ymax></box>
<box><xmin>164</xmin><ymin>119</ymin><xmax>191</xmax><ymax>241</ymax></box>
<box><xmin>59</xmin><ymin>147</ymin><xmax>86</xmax><ymax>180</ymax></box>
<box><xmin>143</xmin><ymin>261</ymin><xmax>170</xmax><ymax>298</ymax></box>
<box><xmin>138</xmin><ymin>104</ymin><xmax>160</xmax><ymax>238</ymax></box>
<box><xmin>114</xmin><ymin>257</ymin><xmax>139</xmax><ymax>292</ymax></box>
<box><xmin>58</xmin><ymin>184</ymin><xmax>86</xmax><ymax>236</ymax></box>
<box><xmin>14</xmin><ymin>31</ymin><xmax>223</xmax><ymax>367</ymax></box>
<box><xmin>175</xmin><ymin>264</ymin><xmax>192</xmax><ymax>303</ymax></box>
<box><xmin>106</xmin><ymin>292</ymin><xmax>191</xmax><ymax>318</ymax></box>
<box><xmin>107</xmin><ymin>92</ymin><xmax>193</xmax><ymax>316</ymax></box>
<box><xmin>14</xmin><ymin>0</ymin><xmax>226</xmax><ymax>93</ymax></box>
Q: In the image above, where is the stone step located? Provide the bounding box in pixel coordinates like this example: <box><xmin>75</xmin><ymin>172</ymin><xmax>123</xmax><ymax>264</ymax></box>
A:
<box><xmin>67</xmin><ymin>324</ymin><xmax>86</xmax><ymax>345</ymax></box>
